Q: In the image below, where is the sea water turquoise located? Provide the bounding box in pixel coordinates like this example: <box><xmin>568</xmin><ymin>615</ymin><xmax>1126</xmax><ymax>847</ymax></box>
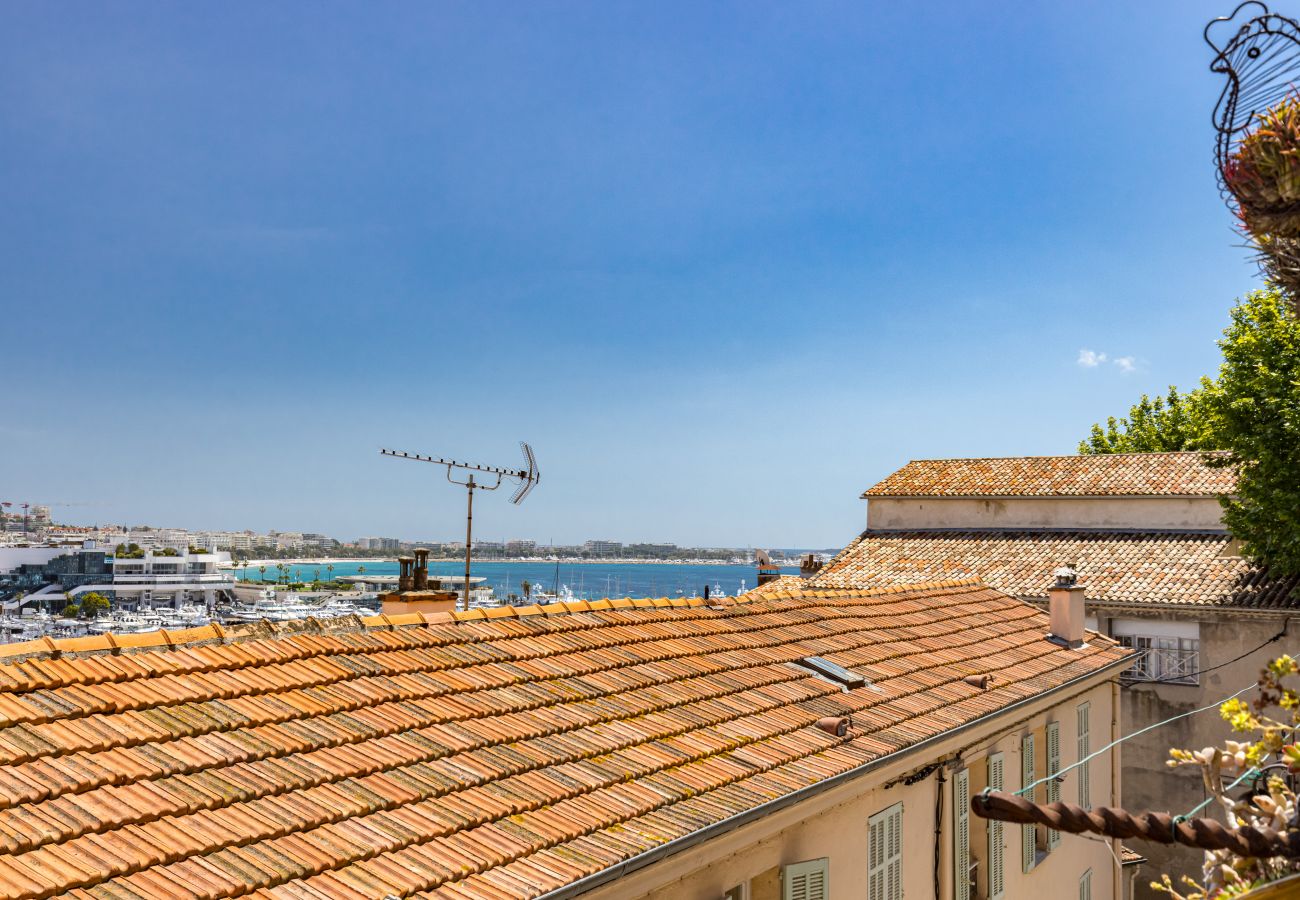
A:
<box><xmin>234</xmin><ymin>560</ymin><xmax>799</xmax><ymax>600</ymax></box>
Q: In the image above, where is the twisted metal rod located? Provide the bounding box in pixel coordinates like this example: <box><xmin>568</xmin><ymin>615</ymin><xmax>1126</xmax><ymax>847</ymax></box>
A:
<box><xmin>972</xmin><ymin>791</ymin><xmax>1300</xmax><ymax>858</ymax></box>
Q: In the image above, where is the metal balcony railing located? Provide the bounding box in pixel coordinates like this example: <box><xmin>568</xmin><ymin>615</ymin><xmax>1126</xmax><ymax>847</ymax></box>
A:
<box><xmin>1121</xmin><ymin>647</ymin><xmax>1200</xmax><ymax>685</ymax></box>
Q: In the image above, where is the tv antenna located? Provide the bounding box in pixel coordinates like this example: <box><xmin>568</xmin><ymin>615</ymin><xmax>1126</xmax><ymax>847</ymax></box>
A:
<box><xmin>380</xmin><ymin>442</ymin><xmax>540</xmax><ymax>610</ymax></box>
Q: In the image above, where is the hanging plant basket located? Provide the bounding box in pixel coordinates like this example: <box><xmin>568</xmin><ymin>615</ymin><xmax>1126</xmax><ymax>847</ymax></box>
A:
<box><xmin>1225</xmin><ymin>93</ymin><xmax>1300</xmax><ymax>238</ymax></box>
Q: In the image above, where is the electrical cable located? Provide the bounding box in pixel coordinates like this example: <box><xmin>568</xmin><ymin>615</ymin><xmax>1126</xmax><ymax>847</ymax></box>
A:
<box><xmin>1015</xmin><ymin>681</ymin><xmax>1261</xmax><ymax>798</ymax></box>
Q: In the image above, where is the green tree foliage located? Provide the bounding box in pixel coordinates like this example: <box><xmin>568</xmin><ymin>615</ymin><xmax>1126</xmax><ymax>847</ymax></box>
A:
<box><xmin>1079</xmin><ymin>384</ymin><xmax>1217</xmax><ymax>454</ymax></box>
<box><xmin>79</xmin><ymin>592</ymin><xmax>110</xmax><ymax>617</ymax></box>
<box><xmin>1201</xmin><ymin>288</ymin><xmax>1300</xmax><ymax>578</ymax></box>
<box><xmin>61</xmin><ymin>604</ymin><xmax>79</xmax><ymax>618</ymax></box>
<box><xmin>1080</xmin><ymin>288</ymin><xmax>1300</xmax><ymax>579</ymax></box>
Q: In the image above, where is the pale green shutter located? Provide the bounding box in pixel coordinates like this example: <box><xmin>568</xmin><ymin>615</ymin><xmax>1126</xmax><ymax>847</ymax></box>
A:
<box><xmin>1077</xmin><ymin>702</ymin><xmax>1091</xmax><ymax>808</ymax></box>
<box><xmin>868</xmin><ymin>803</ymin><xmax>903</xmax><ymax>900</ymax></box>
<box><xmin>783</xmin><ymin>858</ymin><xmax>829</xmax><ymax>900</ymax></box>
<box><xmin>988</xmin><ymin>752</ymin><xmax>1005</xmax><ymax>900</ymax></box>
<box><xmin>1021</xmin><ymin>733</ymin><xmax>1036</xmax><ymax>873</ymax></box>
<box><xmin>954</xmin><ymin>768</ymin><xmax>971</xmax><ymax>900</ymax></box>
<box><xmin>887</xmin><ymin>804</ymin><xmax>902</xmax><ymax>900</ymax></box>
<box><xmin>1079</xmin><ymin>868</ymin><xmax>1093</xmax><ymax>900</ymax></box>
<box><xmin>1046</xmin><ymin>721</ymin><xmax>1062</xmax><ymax>850</ymax></box>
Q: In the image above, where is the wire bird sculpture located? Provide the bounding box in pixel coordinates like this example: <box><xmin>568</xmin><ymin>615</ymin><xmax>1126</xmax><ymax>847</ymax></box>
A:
<box><xmin>1208</xmin><ymin>1</ymin><xmax>1300</xmax><ymax>195</ymax></box>
<box><xmin>1207</xmin><ymin>2</ymin><xmax>1300</xmax><ymax>306</ymax></box>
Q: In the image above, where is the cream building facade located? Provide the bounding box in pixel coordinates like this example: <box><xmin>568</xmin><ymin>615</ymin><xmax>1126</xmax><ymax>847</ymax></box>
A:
<box><xmin>809</xmin><ymin>451</ymin><xmax>1300</xmax><ymax>895</ymax></box>
<box><xmin>577</xmin><ymin>680</ymin><xmax>1123</xmax><ymax>900</ymax></box>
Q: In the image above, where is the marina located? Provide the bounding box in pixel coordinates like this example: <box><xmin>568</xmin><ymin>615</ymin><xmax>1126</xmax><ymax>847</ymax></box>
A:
<box><xmin>233</xmin><ymin>559</ymin><xmax>799</xmax><ymax>603</ymax></box>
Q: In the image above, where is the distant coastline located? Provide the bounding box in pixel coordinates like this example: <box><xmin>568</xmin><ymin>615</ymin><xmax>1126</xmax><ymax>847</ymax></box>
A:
<box><xmin>225</xmin><ymin>556</ymin><xmax>771</xmax><ymax>569</ymax></box>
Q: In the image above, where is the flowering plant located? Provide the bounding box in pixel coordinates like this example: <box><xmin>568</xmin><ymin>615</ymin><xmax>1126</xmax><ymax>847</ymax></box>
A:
<box><xmin>1225</xmin><ymin>95</ymin><xmax>1300</xmax><ymax>238</ymax></box>
<box><xmin>1155</xmin><ymin>656</ymin><xmax>1300</xmax><ymax>899</ymax></box>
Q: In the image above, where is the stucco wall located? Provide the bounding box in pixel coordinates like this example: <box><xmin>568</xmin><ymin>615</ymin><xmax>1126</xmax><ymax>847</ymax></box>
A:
<box><xmin>867</xmin><ymin>497</ymin><xmax>1226</xmax><ymax>532</ymax></box>
<box><xmin>1097</xmin><ymin>610</ymin><xmax>1293</xmax><ymax>898</ymax></box>
<box><xmin>578</xmin><ymin>681</ymin><xmax>1120</xmax><ymax>900</ymax></box>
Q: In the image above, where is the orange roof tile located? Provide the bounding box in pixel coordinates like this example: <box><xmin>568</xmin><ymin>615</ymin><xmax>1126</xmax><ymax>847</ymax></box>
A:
<box><xmin>742</xmin><ymin>575</ymin><xmax>804</xmax><ymax>599</ymax></box>
<box><xmin>863</xmin><ymin>451</ymin><xmax>1235</xmax><ymax>498</ymax></box>
<box><xmin>0</xmin><ymin>583</ymin><xmax>1127</xmax><ymax>900</ymax></box>
<box><xmin>812</xmin><ymin>530</ymin><xmax>1300</xmax><ymax>609</ymax></box>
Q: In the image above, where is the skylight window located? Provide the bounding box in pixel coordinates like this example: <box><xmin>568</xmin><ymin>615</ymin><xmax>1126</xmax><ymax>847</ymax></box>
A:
<box><xmin>795</xmin><ymin>656</ymin><xmax>867</xmax><ymax>689</ymax></box>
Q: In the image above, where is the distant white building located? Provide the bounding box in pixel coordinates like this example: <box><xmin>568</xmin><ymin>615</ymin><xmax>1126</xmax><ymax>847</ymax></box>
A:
<box><xmin>1</xmin><ymin>544</ymin><xmax>235</xmax><ymax>611</ymax></box>
<box><xmin>583</xmin><ymin>540</ymin><xmax>623</xmax><ymax>555</ymax></box>
<box><xmin>101</xmin><ymin>548</ymin><xmax>235</xmax><ymax>610</ymax></box>
<box><xmin>272</xmin><ymin>532</ymin><xmax>305</xmax><ymax>550</ymax></box>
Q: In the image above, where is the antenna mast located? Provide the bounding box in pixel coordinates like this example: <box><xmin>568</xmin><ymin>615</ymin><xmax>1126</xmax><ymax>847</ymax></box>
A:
<box><xmin>380</xmin><ymin>442</ymin><xmax>540</xmax><ymax>611</ymax></box>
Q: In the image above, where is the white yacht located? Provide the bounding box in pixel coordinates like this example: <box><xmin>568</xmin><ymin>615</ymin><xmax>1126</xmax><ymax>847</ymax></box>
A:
<box><xmin>88</xmin><ymin>610</ymin><xmax>165</xmax><ymax>635</ymax></box>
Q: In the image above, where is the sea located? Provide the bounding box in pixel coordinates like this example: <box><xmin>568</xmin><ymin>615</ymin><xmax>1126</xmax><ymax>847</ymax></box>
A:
<box><xmin>234</xmin><ymin>560</ymin><xmax>798</xmax><ymax>600</ymax></box>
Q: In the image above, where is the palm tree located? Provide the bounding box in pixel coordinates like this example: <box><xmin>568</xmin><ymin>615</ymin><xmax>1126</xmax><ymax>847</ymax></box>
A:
<box><xmin>521</xmin><ymin>580</ymin><xmax>532</xmax><ymax>602</ymax></box>
<box><xmin>327</xmin><ymin>564</ymin><xmax>334</xmax><ymax>585</ymax></box>
<box><xmin>258</xmin><ymin>565</ymin><xmax>266</xmax><ymax>583</ymax></box>
<box><xmin>357</xmin><ymin>564</ymin><xmax>366</xmax><ymax>578</ymax></box>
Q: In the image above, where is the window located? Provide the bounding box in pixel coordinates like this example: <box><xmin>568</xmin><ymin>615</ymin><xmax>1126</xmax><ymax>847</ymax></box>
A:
<box><xmin>1021</xmin><ymin>733</ymin><xmax>1036</xmax><ymax>873</ymax></box>
<box><xmin>988</xmin><ymin>752</ymin><xmax>1005</xmax><ymax>900</ymax></box>
<box><xmin>1046</xmin><ymin>721</ymin><xmax>1061</xmax><ymax>850</ymax></box>
<box><xmin>1077</xmin><ymin>702</ymin><xmax>1091</xmax><ymax>808</ymax></box>
<box><xmin>868</xmin><ymin>802</ymin><xmax>903</xmax><ymax>900</ymax></box>
<box><xmin>721</xmin><ymin>886</ymin><xmax>748</xmax><ymax>900</ymax></box>
<box><xmin>1079</xmin><ymin>868</ymin><xmax>1093</xmax><ymax>900</ymax></box>
<box><xmin>954</xmin><ymin>768</ymin><xmax>971</xmax><ymax>900</ymax></box>
<box><xmin>783</xmin><ymin>858</ymin><xmax>828</xmax><ymax>900</ymax></box>
<box><xmin>1118</xmin><ymin>635</ymin><xmax>1200</xmax><ymax>684</ymax></box>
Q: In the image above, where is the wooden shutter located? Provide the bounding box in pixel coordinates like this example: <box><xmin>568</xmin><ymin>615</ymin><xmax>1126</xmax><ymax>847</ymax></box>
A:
<box><xmin>954</xmin><ymin>768</ymin><xmax>971</xmax><ymax>900</ymax></box>
<box><xmin>868</xmin><ymin>803</ymin><xmax>903</xmax><ymax>900</ymax></box>
<box><xmin>1021</xmin><ymin>733</ymin><xmax>1036</xmax><ymax>873</ymax></box>
<box><xmin>783</xmin><ymin>858</ymin><xmax>829</xmax><ymax>900</ymax></box>
<box><xmin>887</xmin><ymin>804</ymin><xmax>902</xmax><ymax>900</ymax></box>
<box><xmin>1077</xmin><ymin>702</ymin><xmax>1091</xmax><ymax>808</ymax></box>
<box><xmin>1046</xmin><ymin>721</ymin><xmax>1061</xmax><ymax>850</ymax></box>
<box><xmin>1079</xmin><ymin>868</ymin><xmax>1093</xmax><ymax>900</ymax></box>
<box><xmin>988</xmin><ymin>752</ymin><xmax>1005</xmax><ymax>900</ymax></box>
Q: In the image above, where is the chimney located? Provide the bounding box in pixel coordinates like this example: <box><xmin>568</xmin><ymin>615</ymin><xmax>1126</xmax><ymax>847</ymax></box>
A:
<box><xmin>413</xmin><ymin>549</ymin><xmax>429</xmax><ymax>590</ymax></box>
<box><xmin>1048</xmin><ymin>564</ymin><xmax>1086</xmax><ymax>648</ymax></box>
<box><xmin>397</xmin><ymin>556</ymin><xmax>415</xmax><ymax>592</ymax></box>
<box><xmin>799</xmin><ymin>553</ymin><xmax>823</xmax><ymax>579</ymax></box>
<box><xmin>755</xmin><ymin>549</ymin><xmax>780</xmax><ymax>586</ymax></box>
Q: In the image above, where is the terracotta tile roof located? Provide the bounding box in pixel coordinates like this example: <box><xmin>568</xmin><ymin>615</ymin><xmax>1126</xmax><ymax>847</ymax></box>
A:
<box><xmin>743</xmin><ymin>575</ymin><xmax>804</xmax><ymax>599</ymax></box>
<box><xmin>811</xmin><ymin>530</ymin><xmax>1300</xmax><ymax>610</ymax></box>
<box><xmin>0</xmin><ymin>585</ymin><xmax>1126</xmax><ymax>900</ymax></box>
<box><xmin>863</xmin><ymin>452</ymin><xmax>1235</xmax><ymax>498</ymax></box>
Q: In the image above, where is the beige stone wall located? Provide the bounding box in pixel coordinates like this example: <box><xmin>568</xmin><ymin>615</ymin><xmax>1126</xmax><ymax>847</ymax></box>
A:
<box><xmin>1093</xmin><ymin>609</ymin><xmax>1294</xmax><ymax>898</ymax></box>
<box><xmin>579</xmin><ymin>681</ymin><xmax>1120</xmax><ymax>900</ymax></box>
<box><xmin>867</xmin><ymin>497</ymin><xmax>1226</xmax><ymax>532</ymax></box>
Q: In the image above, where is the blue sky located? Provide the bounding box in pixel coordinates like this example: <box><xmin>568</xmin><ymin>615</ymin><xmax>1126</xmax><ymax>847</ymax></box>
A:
<box><xmin>0</xmin><ymin>1</ymin><xmax>1265</xmax><ymax>547</ymax></box>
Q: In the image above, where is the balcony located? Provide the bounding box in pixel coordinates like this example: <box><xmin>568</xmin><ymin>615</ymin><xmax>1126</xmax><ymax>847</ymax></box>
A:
<box><xmin>1121</xmin><ymin>646</ymin><xmax>1200</xmax><ymax>685</ymax></box>
<box><xmin>110</xmin><ymin>573</ymin><xmax>234</xmax><ymax>586</ymax></box>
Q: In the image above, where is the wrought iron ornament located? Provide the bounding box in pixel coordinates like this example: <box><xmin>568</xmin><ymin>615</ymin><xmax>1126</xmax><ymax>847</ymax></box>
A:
<box><xmin>1207</xmin><ymin>2</ymin><xmax>1300</xmax><ymax>199</ymax></box>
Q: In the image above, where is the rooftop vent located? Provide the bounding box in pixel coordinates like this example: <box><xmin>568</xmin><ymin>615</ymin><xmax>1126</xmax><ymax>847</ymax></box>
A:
<box><xmin>1053</xmin><ymin>564</ymin><xmax>1078</xmax><ymax>588</ymax></box>
<box><xmin>815</xmin><ymin>715</ymin><xmax>851</xmax><ymax>738</ymax></box>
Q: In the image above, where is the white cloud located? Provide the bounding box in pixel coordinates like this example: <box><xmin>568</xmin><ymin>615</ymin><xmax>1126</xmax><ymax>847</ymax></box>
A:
<box><xmin>1112</xmin><ymin>356</ymin><xmax>1137</xmax><ymax>374</ymax></box>
<box><xmin>1077</xmin><ymin>349</ymin><xmax>1107</xmax><ymax>368</ymax></box>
